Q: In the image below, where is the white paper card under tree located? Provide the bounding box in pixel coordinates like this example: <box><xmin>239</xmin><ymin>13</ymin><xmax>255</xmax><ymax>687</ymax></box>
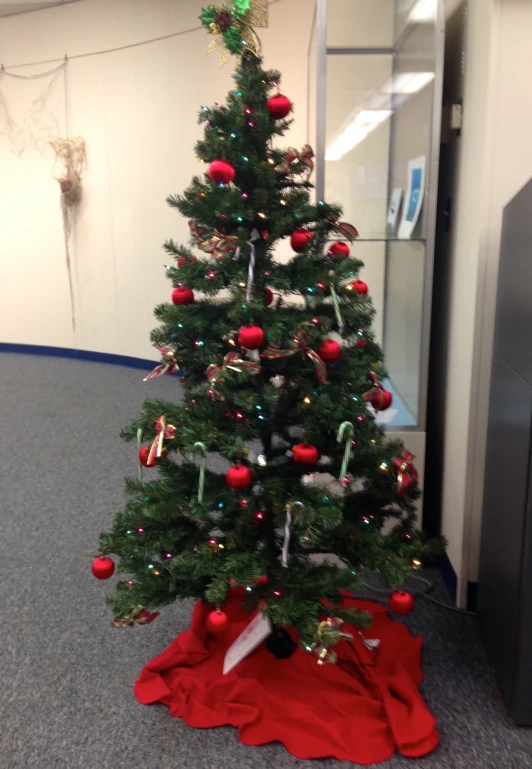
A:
<box><xmin>223</xmin><ymin>612</ymin><xmax>272</xmax><ymax>675</ymax></box>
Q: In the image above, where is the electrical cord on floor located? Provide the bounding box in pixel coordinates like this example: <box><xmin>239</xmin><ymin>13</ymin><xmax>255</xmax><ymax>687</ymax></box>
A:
<box><xmin>358</xmin><ymin>573</ymin><xmax>477</xmax><ymax>617</ymax></box>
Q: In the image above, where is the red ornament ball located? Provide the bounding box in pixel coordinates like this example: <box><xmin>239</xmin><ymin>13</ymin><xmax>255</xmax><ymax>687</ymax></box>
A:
<box><xmin>226</xmin><ymin>464</ymin><xmax>253</xmax><ymax>489</ymax></box>
<box><xmin>265</xmin><ymin>287</ymin><xmax>274</xmax><ymax>306</ymax></box>
<box><xmin>266</xmin><ymin>93</ymin><xmax>292</xmax><ymax>120</ymax></box>
<box><xmin>139</xmin><ymin>446</ymin><xmax>167</xmax><ymax>468</ymax></box>
<box><xmin>328</xmin><ymin>241</ymin><xmax>350</xmax><ymax>258</ymax></box>
<box><xmin>238</xmin><ymin>324</ymin><xmax>265</xmax><ymax>349</ymax></box>
<box><xmin>208</xmin><ymin>159</ymin><xmax>235</xmax><ymax>185</ymax></box>
<box><xmin>290</xmin><ymin>229</ymin><xmax>313</xmax><ymax>253</ymax></box>
<box><xmin>317</xmin><ymin>339</ymin><xmax>342</xmax><ymax>363</ymax></box>
<box><xmin>177</xmin><ymin>255</ymin><xmax>197</xmax><ymax>268</ymax></box>
<box><xmin>388</xmin><ymin>590</ymin><xmax>415</xmax><ymax>615</ymax></box>
<box><xmin>293</xmin><ymin>443</ymin><xmax>319</xmax><ymax>465</ymax></box>
<box><xmin>371</xmin><ymin>389</ymin><xmax>393</xmax><ymax>411</ymax></box>
<box><xmin>172</xmin><ymin>286</ymin><xmax>194</xmax><ymax>305</ymax></box>
<box><xmin>91</xmin><ymin>556</ymin><xmax>115</xmax><ymax>580</ymax></box>
<box><xmin>350</xmin><ymin>280</ymin><xmax>368</xmax><ymax>295</ymax></box>
<box><xmin>206</xmin><ymin>609</ymin><xmax>230</xmax><ymax>636</ymax></box>
<box><xmin>255</xmin><ymin>575</ymin><xmax>268</xmax><ymax>587</ymax></box>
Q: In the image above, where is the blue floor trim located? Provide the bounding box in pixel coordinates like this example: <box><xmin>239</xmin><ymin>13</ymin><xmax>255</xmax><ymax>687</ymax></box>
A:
<box><xmin>0</xmin><ymin>343</ymin><xmax>158</xmax><ymax>371</ymax></box>
<box><xmin>439</xmin><ymin>552</ymin><xmax>458</xmax><ymax>604</ymax></box>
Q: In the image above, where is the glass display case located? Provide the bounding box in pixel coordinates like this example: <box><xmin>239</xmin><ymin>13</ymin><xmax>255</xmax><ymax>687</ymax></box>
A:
<box><xmin>308</xmin><ymin>0</ymin><xmax>444</xmax><ymax>433</ymax></box>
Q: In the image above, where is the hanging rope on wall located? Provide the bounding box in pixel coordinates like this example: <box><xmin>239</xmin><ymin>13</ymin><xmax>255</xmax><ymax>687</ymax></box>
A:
<box><xmin>50</xmin><ymin>136</ymin><xmax>86</xmax><ymax>332</ymax></box>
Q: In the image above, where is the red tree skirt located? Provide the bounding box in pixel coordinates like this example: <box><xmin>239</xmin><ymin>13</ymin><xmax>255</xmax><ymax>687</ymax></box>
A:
<box><xmin>134</xmin><ymin>593</ymin><xmax>439</xmax><ymax>764</ymax></box>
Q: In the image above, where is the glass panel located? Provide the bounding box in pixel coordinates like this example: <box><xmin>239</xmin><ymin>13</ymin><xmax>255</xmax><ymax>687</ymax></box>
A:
<box><xmin>327</xmin><ymin>0</ymin><xmax>395</xmax><ymax>48</ymax></box>
<box><xmin>307</xmin><ymin>3</ymin><xmax>317</xmax><ymax>151</ymax></box>
<box><xmin>395</xmin><ymin>0</ymin><xmax>439</xmax><ymax>43</ymax></box>
<box><xmin>325</xmin><ymin>54</ymin><xmax>393</xmax><ymax>238</ymax></box>
<box><xmin>383</xmin><ymin>241</ymin><xmax>425</xmax><ymax>423</ymax></box>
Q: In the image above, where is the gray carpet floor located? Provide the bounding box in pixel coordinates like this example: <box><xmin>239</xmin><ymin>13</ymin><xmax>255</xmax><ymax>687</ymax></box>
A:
<box><xmin>1</xmin><ymin>352</ymin><xmax>532</xmax><ymax>769</ymax></box>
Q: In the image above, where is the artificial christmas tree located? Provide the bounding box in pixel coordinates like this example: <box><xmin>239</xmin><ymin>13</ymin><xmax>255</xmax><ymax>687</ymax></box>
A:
<box><xmin>95</xmin><ymin>3</ymin><xmax>443</xmax><ymax>749</ymax></box>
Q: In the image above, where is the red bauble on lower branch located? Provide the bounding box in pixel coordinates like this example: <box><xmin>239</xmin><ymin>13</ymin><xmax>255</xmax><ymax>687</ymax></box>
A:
<box><xmin>206</xmin><ymin>609</ymin><xmax>230</xmax><ymax>636</ymax></box>
<box><xmin>139</xmin><ymin>445</ymin><xmax>167</xmax><ymax>467</ymax></box>
<box><xmin>91</xmin><ymin>556</ymin><xmax>115</xmax><ymax>580</ymax></box>
<box><xmin>226</xmin><ymin>464</ymin><xmax>253</xmax><ymax>489</ymax></box>
<box><xmin>328</xmin><ymin>241</ymin><xmax>350</xmax><ymax>258</ymax></box>
<box><xmin>266</xmin><ymin>93</ymin><xmax>292</xmax><ymax>119</ymax></box>
<box><xmin>388</xmin><ymin>590</ymin><xmax>415</xmax><ymax>615</ymax></box>
<box><xmin>293</xmin><ymin>443</ymin><xmax>319</xmax><ymax>465</ymax></box>
<box><xmin>238</xmin><ymin>324</ymin><xmax>265</xmax><ymax>349</ymax></box>
<box><xmin>371</xmin><ymin>389</ymin><xmax>393</xmax><ymax>411</ymax></box>
<box><xmin>290</xmin><ymin>229</ymin><xmax>313</xmax><ymax>253</ymax></box>
<box><xmin>317</xmin><ymin>339</ymin><xmax>342</xmax><ymax>363</ymax></box>
<box><xmin>265</xmin><ymin>287</ymin><xmax>274</xmax><ymax>306</ymax></box>
<box><xmin>172</xmin><ymin>286</ymin><xmax>194</xmax><ymax>305</ymax></box>
<box><xmin>208</xmin><ymin>159</ymin><xmax>235</xmax><ymax>185</ymax></box>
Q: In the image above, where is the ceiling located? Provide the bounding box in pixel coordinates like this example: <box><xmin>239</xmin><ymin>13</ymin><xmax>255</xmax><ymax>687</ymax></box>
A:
<box><xmin>0</xmin><ymin>0</ymin><xmax>80</xmax><ymax>16</ymax></box>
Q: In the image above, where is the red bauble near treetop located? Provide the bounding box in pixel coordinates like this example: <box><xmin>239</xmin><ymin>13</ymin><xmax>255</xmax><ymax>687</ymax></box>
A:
<box><xmin>266</xmin><ymin>93</ymin><xmax>292</xmax><ymax>119</ymax></box>
<box><xmin>290</xmin><ymin>229</ymin><xmax>313</xmax><ymax>253</ymax></box>
<box><xmin>208</xmin><ymin>159</ymin><xmax>235</xmax><ymax>185</ymax></box>
<box><xmin>350</xmin><ymin>280</ymin><xmax>368</xmax><ymax>295</ymax></box>
<box><xmin>388</xmin><ymin>590</ymin><xmax>415</xmax><ymax>615</ymax></box>
<box><xmin>206</xmin><ymin>609</ymin><xmax>230</xmax><ymax>636</ymax></box>
<box><xmin>238</xmin><ymin>324</ymin><xmax>265</xmax><ymax>349</ymax></box>
<box><xmin>293</xmin><ymin>443</ymin><xmax>319</xmax><ymax>465</ymax></box>
<box><xmin>371</xmin><ymin>389</ymin><xmax>393</xmax><ymax>411</ymax></box>
<box><xmin>172</xmin><ymin>286</ymin><xmax>194</xmax><ymax>305</ymax></box>
<box><xmin>318</xmin><ymin>339</ymin><xmax>342</xmax><ymax>363</ymax></box>
<box><xmin>328</xmin><ymin>241</ymin><xmax>350</xmax><ymax>258</ymax></box>
<box><xmin>91</xmin><ymin>556</ymin><xmax>115</xmax><ymax>580</ymax></box>
<box><xmin>226</xmin><ymin>464</ymin><xmax>253</xmax><ymax>489</ymax></box>
<box><xmin>139</xmin><ymin>445</ymin><xmax>168</xmax><ymax>468</ymax></box>
<box><xmin>265</xmin><ymin>287</ymin><xmax>274</xmax><ymax>306</ymax></box>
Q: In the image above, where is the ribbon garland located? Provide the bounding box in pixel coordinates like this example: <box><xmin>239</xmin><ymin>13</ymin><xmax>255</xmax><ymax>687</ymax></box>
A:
<box><xmin>337</xmin><ymin>421</ymin><xmax>355</xmax><ymax>482</ymax></box>
<box><xmin>282</xmin><ymin>501</ymin><xmax>304</xmax><ymax>568</ymax></box>
<box><xmin>261</xmin><ymin>330</ymin><xmax>328</xmax><ymax>384</ymax></box>
<box><xmin>362</xmin><ymin>372</ymin><xmax>385</xmax><ymax>403</ymax></box>
<box><xmin>147</xmin><ymin>416</ymin><xmax>176</xmax><ymax>465</ymax></box>
<box><xmin>143</xmin><ymin>344</ymin><xmax>181</xmax><ymax>381</ymax></box>
<box><xmin>193</xmin><ymin>442</ymin><xmax>208</xmax><ymax>503</ymax></box>
<box><xmin>137</xmin><ymin>428</ymin><xmax>143</xmax><ymax>481</ymax></box>
<box><xmin>200</xmin><ymin>0</ymin><xmax>268</xmax><ymax>67</ymax></box>
<box><xmin>330</xmin><ymin>216</ymin><xmax>359</xmax><ymax>242</ymax></box>
<box><xmin>206</xmin><ymin>352</ymin><xmax>261</xmax><ymax>398</ymax></box>
<box><xmin>246</xmin><ymin>228</ymin><xmax>261</xmax><ymax>301</ymax></box>
<box><xmin>275</xmin><ymin>144</ymin><xmax>314</xmax><ymax>177</ymax></box>
<box><xmin>111</xmin><ymin>606</ymin><xmax>160</xmax><ymax>628</ymax></box>
<box><xmin>392</xmin><ymin>451</ymin><xmax>418</xmax><ymax>496</ymax></box>
<box><xmin>329</xmin><ymin>284</ymin><xmax>344</xmax><ymax>331</ymax></box>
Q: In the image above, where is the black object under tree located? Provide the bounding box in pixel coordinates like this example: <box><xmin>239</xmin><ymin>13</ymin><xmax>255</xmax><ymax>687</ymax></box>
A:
<box><xmin>96</xmin><ymin>3</ymin><xmax>443</xmax><ymax>660</ymax></box>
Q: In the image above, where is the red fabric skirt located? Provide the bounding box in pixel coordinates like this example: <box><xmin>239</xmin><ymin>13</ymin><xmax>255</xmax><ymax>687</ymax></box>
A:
<box><xmin>134</xmin><ymin>593</ymin><xmax>439</xmax><ymax>764</ymax></box>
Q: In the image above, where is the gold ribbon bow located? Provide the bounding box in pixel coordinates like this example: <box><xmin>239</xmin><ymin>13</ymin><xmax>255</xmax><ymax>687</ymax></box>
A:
<box><xmin>147</xmin><ymin>416</ymin><xmax>176</xmax><ymax>465</ymax></box>
<box><xmin>275</xmin><ymin>144</ymin><xmax>314</xmax><ymax>176</ymax></box>
<box><xmin>362</xmin><ymin>373</ymin><xmax>385</xmax><ymax>402</ymax></box>
<box><xmin>188</xmin><ymin>220</ymin><xmax>238</xmax><ymax>261</ymax></box>
<box><xmin>143</xmin><ymin>344</ymin><xmax>181</xmax><ymax>381</ymax></box>
<box><xmin>392</xmin><ymin>451</ymin><xmax>418</xmax><ymax>496</ymax></box>
<box><xmin>202</xmin><ymin>0</ymin><xmax>268</xmax><ymax>67</ymax></box>
<box><xmin>206</xmin><ymin>352</ymin><xmax>261</xmax><ymax>398</ymax></box>
<box><xmin>260</xmin><ymin>330</ymin><xmax>328</xmax><ymax>384</ymax></box>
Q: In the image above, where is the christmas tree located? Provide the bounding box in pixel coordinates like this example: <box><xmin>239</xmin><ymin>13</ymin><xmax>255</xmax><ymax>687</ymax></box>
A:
<box><xmin>93</xmin><ymin>1</ymin><xmax>443</xmax><ymax>660</ymax></box>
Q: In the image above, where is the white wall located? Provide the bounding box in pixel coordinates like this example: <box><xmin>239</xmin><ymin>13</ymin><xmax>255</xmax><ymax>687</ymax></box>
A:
<box><xmin>441</xmin><ymin>0</ymin><xmax>532</xmax><ymax>603</ymax></box>
<box><xmin>0</xmin><ymin>0</ymin><xmax>315</xmax><ymax>359</ymax></box>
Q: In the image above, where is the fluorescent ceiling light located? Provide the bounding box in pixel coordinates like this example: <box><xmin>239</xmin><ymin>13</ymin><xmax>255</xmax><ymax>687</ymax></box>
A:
<box><xmin>407</xmin><ymin>0</ymin><xmax>437</xmax><ymax>22</ymax></box>
<box><xmin>383</xmin><ymin>72</ymin><xmax>435</xmax><ymax>95</ymax></box>
<box><xmin>326</xmin><ymin>110</ymin><xmax>392</xmax><ymax>161</ymax></box>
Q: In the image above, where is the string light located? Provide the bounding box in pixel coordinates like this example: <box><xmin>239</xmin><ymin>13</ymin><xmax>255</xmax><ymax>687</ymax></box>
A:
<box><xmin>246</xmin><ymin>586</ymin><xmax>252</xmax><ymax>591</ymax></box>
<box><xmin>242</xmin><ymin>155</ymin><xmax>249</xmax><ymax>162</ymax></box>
<box><xmin>357</xmin><ymin>415</ymin><xmax>365</xmax><ymax>422</ymax></box>
<box><xmin>257</xmin><ymin>212</ymin><xmax>267</xmax><ymax>219</ymax></box>
<box><xmin>248</xmin><ymin>121</ymin><xmax>255</xmax><ymax>127</ymax></box>
<box><xmin>230</xmin><ymin>133</ymin><xmax>236</xmax><ymax>138</ymax></box>
<box><xmin>303</xmin><ymin>396</ymin><xmax>311</xmax><ymax>404</ymax></box>
<box><xmin>218</xmin><ymin>502</ymin><xmax>224</xmax><ymax>508</ymax></box>
<box><xmin>245</xmin><ymin>107</ymin><xmax>252</xmax><ymax>115</ymax></box>
<box><xmin>137</xmin><ymin>528</ymin><xmax>144</xmax><ymax>533</ymax></box>
<box><xmin>280</xmin><ymin>199</ymin><xmax>286</xmax><ymax>205</ymax></box>
<box><xmin>268</xmin><ymin>158</ymin><xmax>275</xmax><ymax>165</ymax></box>
<box><xmin>273</xmin><ymin>590</ymin><xmax>281</xmax><ymax>597</ymax></box>
<box><xmin>242</xmin><ymin>192</ymin><xmax>248</xmax><ymax>199</ymax></box>
<box><xmin>237</xmin><ymin>216</ymin><xmax>243</xmax><ymax>222</ymax></box>
<box><xmin>254</xmin><ymin>511</ymin><xmax>264</xmax><ymax>522</ymax></box>
<box><xmin>148</xmin><ymin>564</ymin><xmax>154</xmax><ymax>569</ymax></box>
<box><xmin>411</xmin><ymin>558</ymin><xmax>422</xmax><ymax>570</ymax></box>
<box><xmin>380</xmin><ymin>462</ymin><xmax>388</xmax><ymax>471</ymax></box>
<box><xmin>312</xmin><ymin>317</ymin><xmax>319</xmax><ymax>324</ymax></box>
<box><xmin>165</xmin><ymin>553</ymin><xmax>172</xmax><ymax>559</ymax></box>
<box><xmin>178</xmin><ymin>323</ymin><xmax>183</xmax><ymax>328</ymax></box>
<box><xmin>207</xmin><ymin>272</ymin><xmax>216</xmax><ymax>279</ymax></box>
<box><xmin>237</xmin><ymin>91</ymin><xmax>243</xmax><ymax>97</ymax></box>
